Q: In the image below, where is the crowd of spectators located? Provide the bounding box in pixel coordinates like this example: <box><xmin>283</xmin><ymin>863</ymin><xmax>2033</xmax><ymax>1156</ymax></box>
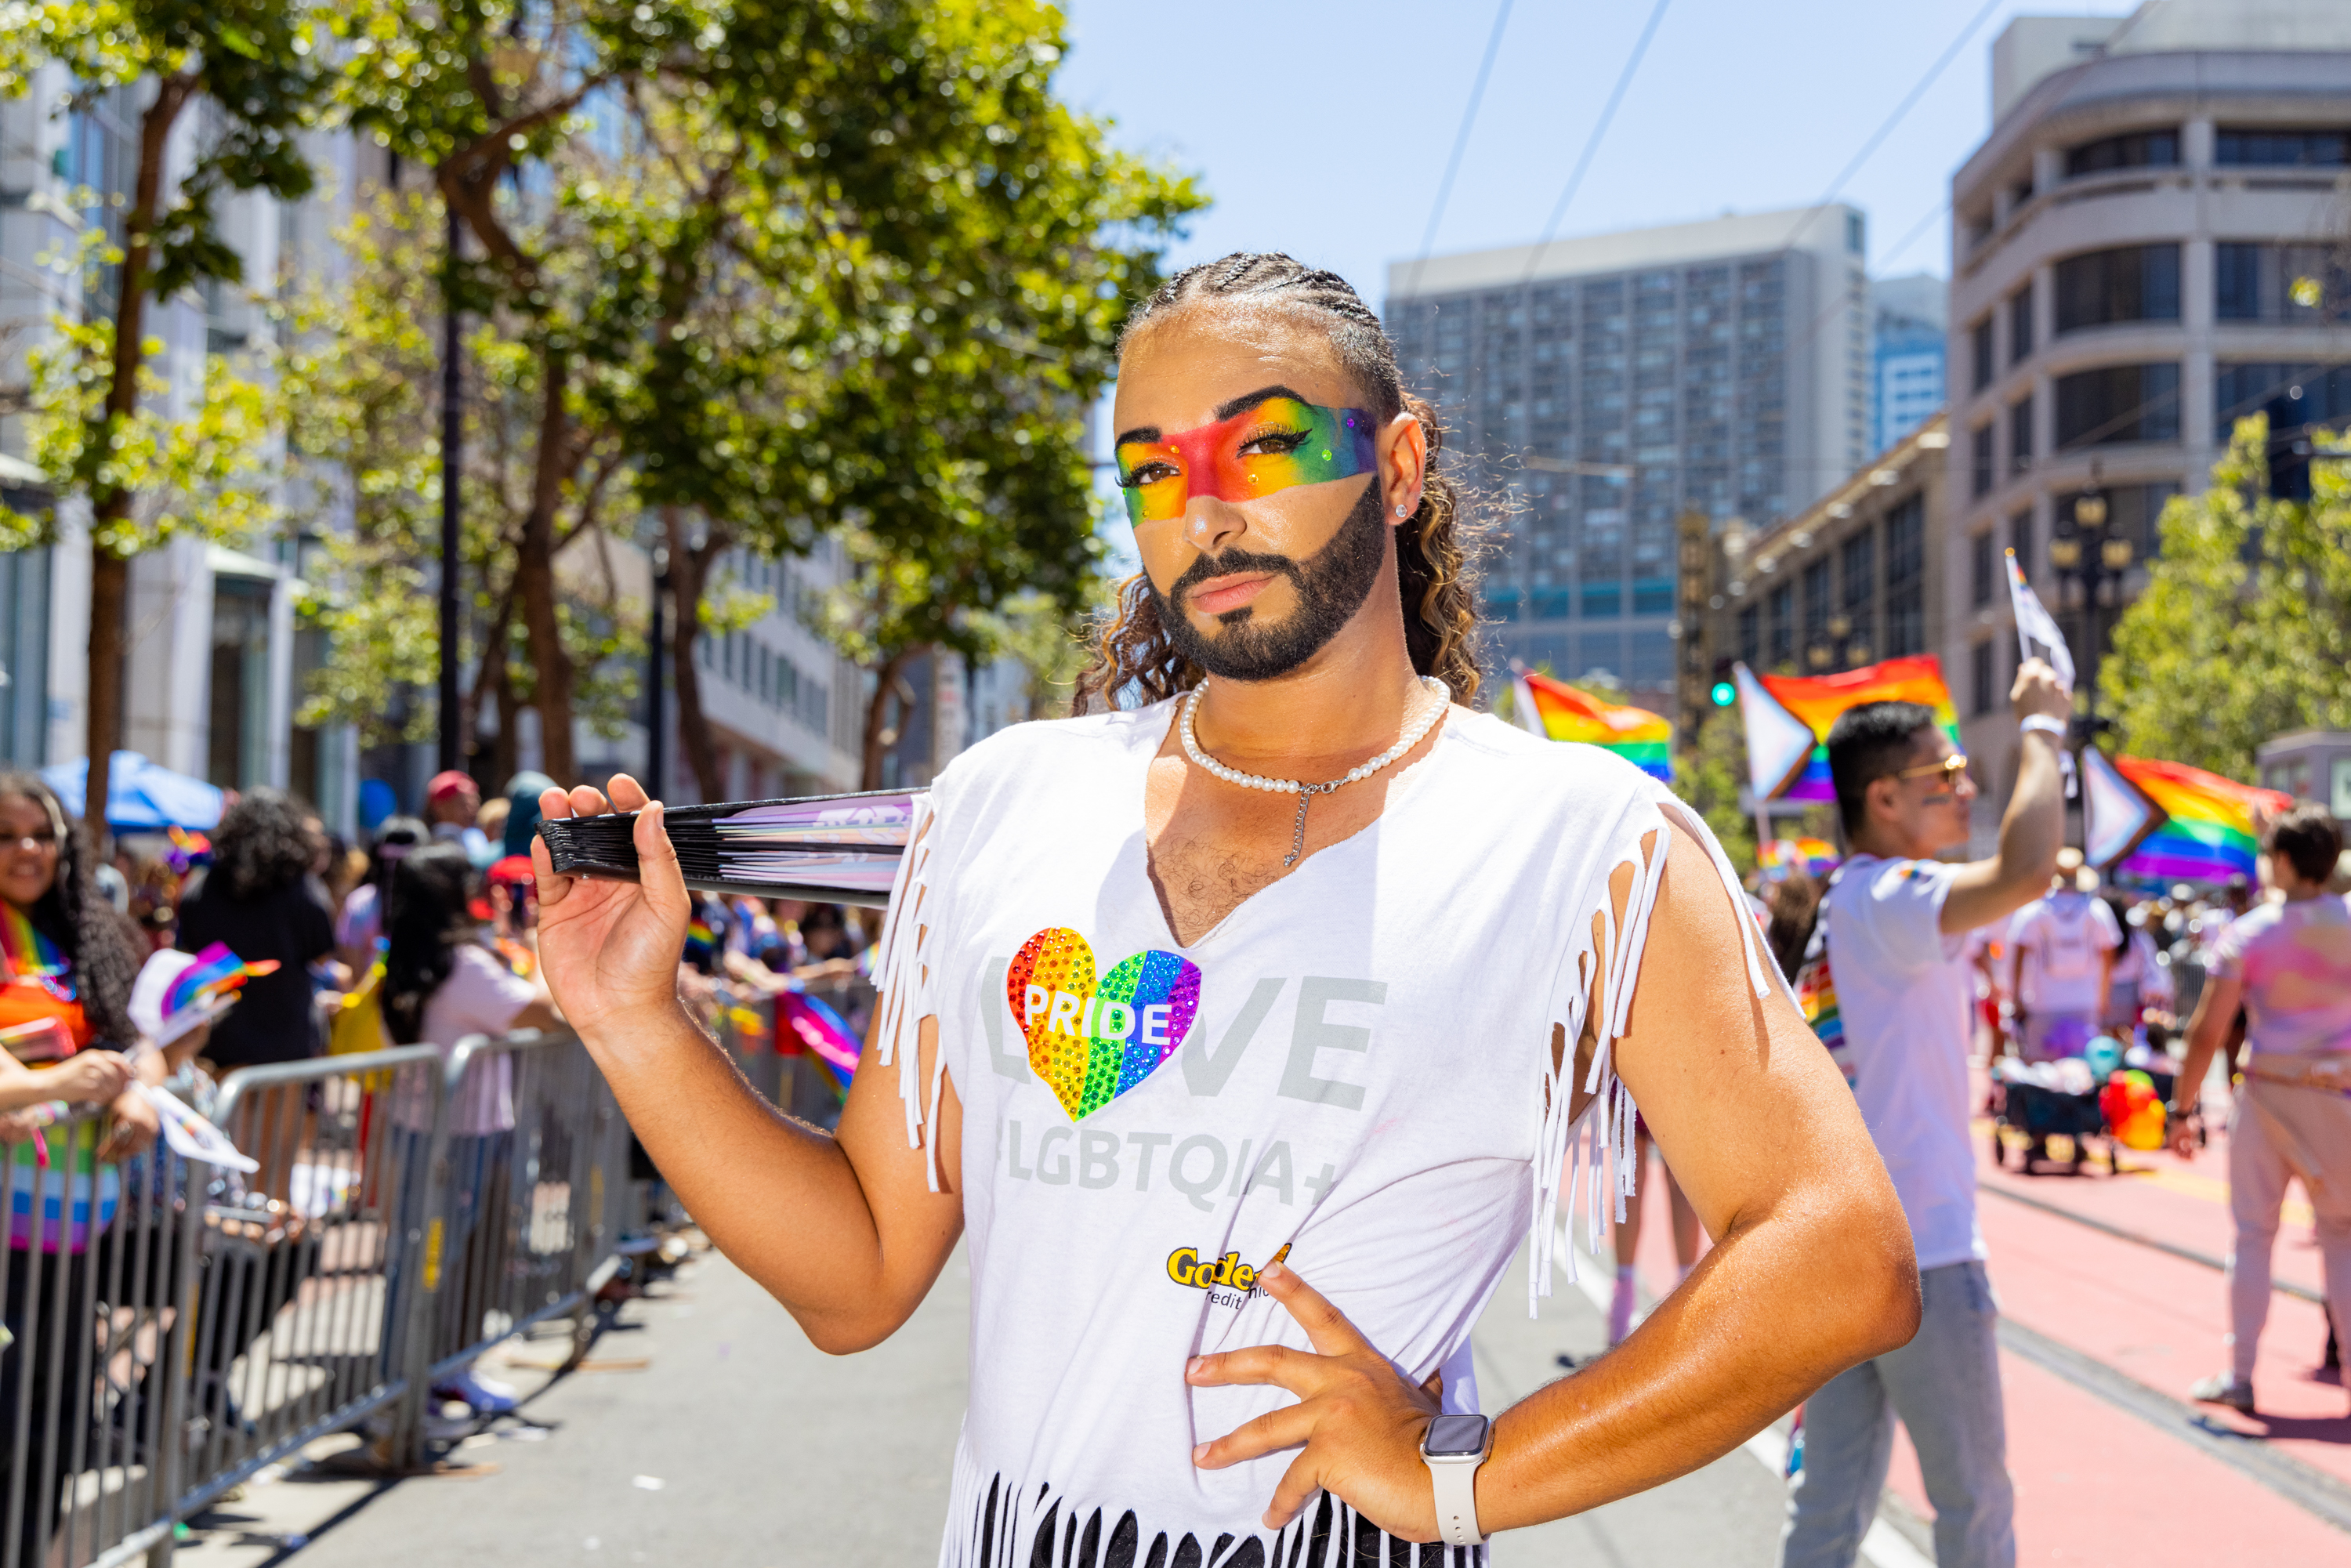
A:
<box><xmin>0</xmin><ymin>762</ymin><xmax>882</xmax><ymax>1555</ymax></box>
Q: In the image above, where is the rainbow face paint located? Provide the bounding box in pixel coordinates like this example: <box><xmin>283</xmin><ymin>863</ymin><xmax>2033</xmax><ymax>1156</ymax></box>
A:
<box><xmin>1114</xmin><ymin>395</ymin><xmax>1378</xmax><ymax>527</ymax></box>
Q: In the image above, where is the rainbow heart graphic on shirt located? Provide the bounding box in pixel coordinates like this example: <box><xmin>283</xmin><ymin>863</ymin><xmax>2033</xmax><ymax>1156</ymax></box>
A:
<box><xmin>1007</xmin><ymin>927</ymin><xmax>1201</xmax><ymax>1121</ymax></box>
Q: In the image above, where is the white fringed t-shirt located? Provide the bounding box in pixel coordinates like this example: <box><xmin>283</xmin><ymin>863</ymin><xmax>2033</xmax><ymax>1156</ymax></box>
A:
<box><xmin>869</xmin><ymin>700</ymin><xmax>1773</xmax><ymax>1568</ymax></box>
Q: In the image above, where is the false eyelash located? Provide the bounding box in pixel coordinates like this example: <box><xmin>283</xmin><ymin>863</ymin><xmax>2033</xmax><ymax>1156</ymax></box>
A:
<box><xmin>1236</xmin><ymin>427</ymin><xmax>1310</xmax><ymax>456</ymax></box>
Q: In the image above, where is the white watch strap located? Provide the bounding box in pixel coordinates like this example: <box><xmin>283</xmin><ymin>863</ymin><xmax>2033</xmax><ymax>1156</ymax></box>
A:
<box><xmin>1431</xmin><ymin>1456</ymin><xmax>1484</xmax><ymax>1547</ymax></box>
<box><xmin>2020</xmin><ymin>714</ymin><xmax>2067</xmax><ymax>738</ymax></box>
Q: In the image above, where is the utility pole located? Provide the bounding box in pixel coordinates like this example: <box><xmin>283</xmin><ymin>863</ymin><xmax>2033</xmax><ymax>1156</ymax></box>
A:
<box><xmin>647</xmin><ymin>545</ymin><xmax>668</xmax><ymax>797</ymax></box>
<box><xmin>437</xmin><ymin>199</ymin><xmax>464</xmax><ymax>775</ymax></box>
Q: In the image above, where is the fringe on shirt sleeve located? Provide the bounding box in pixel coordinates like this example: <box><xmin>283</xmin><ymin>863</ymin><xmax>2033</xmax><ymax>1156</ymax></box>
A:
<box><xmin>873</xmin><ymin>791</ymin><xmax>948</xmax><ymax>1192</ymax></box>
<box><xmin>1526</xmin><ymin>793</ymin><xmax>1795</xmax><ymax>1316</ymax></box>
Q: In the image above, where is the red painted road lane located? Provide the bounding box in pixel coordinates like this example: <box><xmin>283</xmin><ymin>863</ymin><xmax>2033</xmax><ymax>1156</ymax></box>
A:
<box><xmin>1978</xmin><ymin>1173</ymin><xmax>2350</xmax><ymax>1482</ymax></box>
<box><xmin>1617</xmin><ymin>1124</ymin><xmax>2351</xmax><ymax>1557</ymax></box>
<box><xmin>1877</xmin><ymin>1346</ymin><xmax>2350</xmax><ymax>1561</ymax></box>
<box><xmin>1995</xmin><ymin>1347</ymin><xmax>2345</xmax><ymax>1562</ymax></box>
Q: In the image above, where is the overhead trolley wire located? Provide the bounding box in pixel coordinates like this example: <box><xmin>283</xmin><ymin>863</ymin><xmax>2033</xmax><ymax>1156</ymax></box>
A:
<box><xmin>1772</xmin><ymin>0</ymin><xmax>2008</xmax><ymax>253</ymax></box>
<box><xmin>1518</xmin><ymin>0</ymin><xmax>1675</xmax><ymax>288</ymax></box>
<box><xmin>1401</xmin><ymin>0</ymin><xmax>1516</xmax><ymax>302</ymax></box>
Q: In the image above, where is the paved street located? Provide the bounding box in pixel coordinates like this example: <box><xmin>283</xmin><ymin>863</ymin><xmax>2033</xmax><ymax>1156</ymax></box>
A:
<box><xmin>158</xmin><ymin>1081</ymin><xmax>2351</xmax><ymax>1566</ymax></box>
<box><xmin>172</xmin><ymin>1235</ymin><xmax>1873</xmax><ymax>1568</ymax></box>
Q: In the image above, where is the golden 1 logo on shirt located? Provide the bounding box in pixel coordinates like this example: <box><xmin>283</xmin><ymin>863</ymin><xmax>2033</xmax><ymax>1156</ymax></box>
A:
<box><xmin>1165</xmin><ymin>1241</ymin><xmax>1290</xmax><ymax>1309</ymax></box>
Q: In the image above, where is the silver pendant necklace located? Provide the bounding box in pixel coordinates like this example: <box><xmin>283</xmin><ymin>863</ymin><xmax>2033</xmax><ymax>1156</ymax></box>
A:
<box><xmin>1178</xmin><ymin>675</ymin><xmax>1451</xmax><ymax>868</ymax></box>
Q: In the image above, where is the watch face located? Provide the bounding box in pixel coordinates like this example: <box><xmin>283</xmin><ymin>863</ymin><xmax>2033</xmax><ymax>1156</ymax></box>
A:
<box><xmin>1424</xmin><ymin>1414</ymin><xmax>1490</xmax><ymax>1458</ymax></box>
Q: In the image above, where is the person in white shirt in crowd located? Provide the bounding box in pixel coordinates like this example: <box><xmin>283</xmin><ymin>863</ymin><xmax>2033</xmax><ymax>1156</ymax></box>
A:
<box><xmin>2102</xmin><ymin>893</ymin><xmax>2172</xmax><ymax>1034</ymax></box>
<box><xmin>2005</xmin><ymin>852</ymin><xmax>2121</xmax><ymax>1063</ymax></box>
<box><xmin>2170</xmin><ymin>804</ymin><xmax>2351</xmax><ymax>1416</ymax></box>
<box><xmin>2194</xmin><ymin>875</ymin><xmax>2254</xmax><ymax>959</ymax></box>
<box><xmin>1780</xmin><ymin>664</ymin><xmax>2068</xmax><ymax>1568</ymax></box>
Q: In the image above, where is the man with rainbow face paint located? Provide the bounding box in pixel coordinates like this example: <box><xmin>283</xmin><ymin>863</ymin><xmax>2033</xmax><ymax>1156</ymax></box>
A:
<box><xmin>528</xmin><ymin>254</ymin><xmax>1920</xmax><ymax>1563</ymax></box>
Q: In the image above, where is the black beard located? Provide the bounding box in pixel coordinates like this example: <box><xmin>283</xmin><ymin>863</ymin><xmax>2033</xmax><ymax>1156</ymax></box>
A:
<box><xmin>1151</xmin><ymin>479</ymin><xmax>1389</xmax><ymax>683</ymax></box>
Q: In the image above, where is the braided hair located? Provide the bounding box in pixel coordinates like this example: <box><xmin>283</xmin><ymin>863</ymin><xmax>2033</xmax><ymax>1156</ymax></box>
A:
<box><xmin>1072</xmin><ymin>253</ymin><xmax>1485</xmax><ymax>714</ymax></box>
<box><xmin>0</xmin><ymin>770</ymin><xmax>139</xmax><ymax>1048</ymax></box>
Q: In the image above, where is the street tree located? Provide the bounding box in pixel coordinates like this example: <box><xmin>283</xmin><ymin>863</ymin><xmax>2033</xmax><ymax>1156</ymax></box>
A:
<box><xmin>280</xmin><ymin>188</ymin><xmax>643</xmax><ymax>778</ymax></box>
<box><xmin>1670</xmin><ymin>705</ymin><xmax>1759</xmax><ymax>875</ymax></box>
<box><xmin>2103</xmin><ymin>414</ymin><xmax>2351</xmax><ymax>779</ymax></box>
<box><xmin>569</xmin><ymin>1</ymin><xmax>1198</xmax><ymax>796</ymax></box>
<box><xmin>0</xmin><ymin>0</ymin><xmax>324</xmax><ymax>830</ymax></box>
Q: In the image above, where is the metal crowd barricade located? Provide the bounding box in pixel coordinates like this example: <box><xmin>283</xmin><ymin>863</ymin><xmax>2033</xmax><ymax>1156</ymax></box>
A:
<box><xmin>0</xmin><ymin>1102</ymin><xmax>194</xmax><ymax>1568</ymax></box>
<box><xmin>386</xmin><ymin>1030</ymin><xmax>632</xmax><ymax>1468</ymax></box>
<box><xmin>0</xmin><ymin>1045</ymin><xmax>444</xmax><ymax>1568</ymax></box>
<box><xmin>709</xmin><ymin>976</ymin><xmax>871</xmax><ymax>1129</ymax></box>
<box><xmin>0</xmin><ymin>1031</ymin><xmax>639</xmax><ymax>1566</ymax></box>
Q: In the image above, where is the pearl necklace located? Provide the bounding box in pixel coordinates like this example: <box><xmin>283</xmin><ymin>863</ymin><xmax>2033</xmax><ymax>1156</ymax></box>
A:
<box><xmin>1179</xmin><ymin>675</ymin><xmax>1451</xmax><ymax>868</ymax></box>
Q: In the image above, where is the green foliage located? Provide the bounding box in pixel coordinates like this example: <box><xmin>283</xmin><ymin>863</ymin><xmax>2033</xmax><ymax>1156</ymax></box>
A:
<box><xmin>317</xmin><ymin>0</ymin><xmax>1194</xmax><ymax>780</ymax></box>
<box><xmin>0</xmin><ymin>2</ymin><xmax>321</xmax><ymax>299</ymax></box>
<box><xmin>281</xmin><ymin>190</ymin><xmax>644</xmax><ymax>748</ymax></box>
<box><xmin>1670</xmin><ymin>707</ymin><xmax>1758</xmax><ymax>875</ymax></box>
<box><xmin>2103</xmin><ymin>415</ymin><xmax>2351</xmax><ymax>779</ymax></box>
<box><xmin>277</xmin><ymin>194</ymin><xmax>449</xmax><ymax>744</ymax></box>
<box><xmin>1</xmin><ymin>309</ymin><xmax>281</xmax><ymax>553</ymax></box>
<box><xmin>967</xmin><ymin>579</ymin><xmax>1119</xmax><ymax>722</ymax></box>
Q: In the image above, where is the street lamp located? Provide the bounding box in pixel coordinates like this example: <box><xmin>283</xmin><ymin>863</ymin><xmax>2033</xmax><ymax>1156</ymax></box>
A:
<box><xmin>2045</xmin><ymin>468</ymin><xmax>2132</xmax><ymax>731</ymax></box>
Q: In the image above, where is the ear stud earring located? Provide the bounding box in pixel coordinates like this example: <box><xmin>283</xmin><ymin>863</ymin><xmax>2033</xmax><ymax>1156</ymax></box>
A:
<box><xmin>1394</xmin><ymin>503</ymin><xmax>1411</xmax><ymax>518</ymax></box>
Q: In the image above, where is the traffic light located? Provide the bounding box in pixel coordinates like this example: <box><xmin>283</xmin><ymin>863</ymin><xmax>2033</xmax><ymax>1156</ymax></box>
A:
<box><xmin>1711</xmin><ymin>680</ymin><xmax>1736</xmax><ymax>708</ymax></box>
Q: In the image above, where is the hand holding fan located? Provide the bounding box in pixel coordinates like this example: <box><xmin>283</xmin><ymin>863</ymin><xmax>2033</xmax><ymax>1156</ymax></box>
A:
<box><xmin>536</xmin><ymin>788</ymin><xmax>924</xmax><ymax>907</ymax></box>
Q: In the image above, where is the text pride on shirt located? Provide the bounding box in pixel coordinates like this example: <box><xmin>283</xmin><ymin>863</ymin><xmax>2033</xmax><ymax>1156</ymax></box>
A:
<box><xmin>1008</xmin><ymin>926</ymin><xmax>1201</xmax><ymax>1121</ymax></box>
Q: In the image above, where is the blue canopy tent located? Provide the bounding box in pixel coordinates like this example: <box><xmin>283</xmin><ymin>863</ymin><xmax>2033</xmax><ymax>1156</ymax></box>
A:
<box><xmin>38</xmin><ymin>751</ymin><xmax>226</xmax><ymax>832</ymax></box>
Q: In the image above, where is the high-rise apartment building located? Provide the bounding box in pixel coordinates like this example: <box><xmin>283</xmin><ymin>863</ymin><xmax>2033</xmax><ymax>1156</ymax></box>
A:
<box><xmin>1871</xmin><ymin>273</ymin><xmax>1949</xmax><ymax>454</ymax></box>
<box><xmin>1943</xmin><ymin>0</ymin><xmax>2351</xmax><ymax>835</ymax></box>
<box><xmin>1387</xmin><ymin>206</ymin><xmax>1870</xmax><ymax>705</ymax></box>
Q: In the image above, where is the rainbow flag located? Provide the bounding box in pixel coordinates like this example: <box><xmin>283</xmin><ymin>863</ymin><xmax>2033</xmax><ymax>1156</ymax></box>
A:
<box><xmin>1759</xmin><ymin>838</ymin><xmax>1839</xmax><ymax>876</ymax></box>
<box><xmin>1736</xmin><ymin>655</ymin><xmax>1959</xmax><ymax>802</ymax></box>
<box><xmin>2097</xmin><ymin>754</ymin><xmax>2291</xmax><ymax>885</ymax></box>
<box><xmin>1512</xmin><ymin>672</ymin><xmax>1672</xmax><ymax>781</ymax></box>
<box><xmin>164</xmin><ymin>942</ymin><xmax>278</xmax><ymax>1018</ymax></box>
<box><xmin>780</xmin><ymin>991</ymin><xmax>860</xmax><ymax>1094</ymax></box>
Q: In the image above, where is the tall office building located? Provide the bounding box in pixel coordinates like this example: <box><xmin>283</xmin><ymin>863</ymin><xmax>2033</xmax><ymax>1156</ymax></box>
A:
<box><xmin>1943</xmin><ymin>0</ymin><xmax>2351</xmax><ymax>826</ymax></box>
<box><xmin>1386</xmin><ymin>205</ymin><xmax>1870</xmax><ymax>704</ymax></box>
<box><xmin>1871</xmin><ymin>273</ymin><xmax>1949</xmax><ymax>454</ymax></box>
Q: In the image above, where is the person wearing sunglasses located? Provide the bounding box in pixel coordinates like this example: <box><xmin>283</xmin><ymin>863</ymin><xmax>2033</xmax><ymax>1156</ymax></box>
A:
<box><xmin>530</xmin><ymin>254</ymin><xmax>1922</xmax><ymax>1563</ymax></box>
<box><xmin>1780</xmin><ymin>664</ymin><xmax>2069</xmax><ymax>1568</ymax></box>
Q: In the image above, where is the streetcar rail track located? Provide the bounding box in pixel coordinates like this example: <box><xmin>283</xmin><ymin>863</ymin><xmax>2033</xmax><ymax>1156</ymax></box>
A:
<box><xmin>1978</xmin><ymin>1179</ymin><xmax>2324</xmax><ymax>1305</ymax></box>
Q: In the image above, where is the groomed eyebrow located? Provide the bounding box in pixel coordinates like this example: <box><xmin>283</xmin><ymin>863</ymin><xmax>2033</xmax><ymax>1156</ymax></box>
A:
<box><xmin>1112</xmin><ymin>385</ymin><xmax>1313</xmax><ymax>451</ymax></box>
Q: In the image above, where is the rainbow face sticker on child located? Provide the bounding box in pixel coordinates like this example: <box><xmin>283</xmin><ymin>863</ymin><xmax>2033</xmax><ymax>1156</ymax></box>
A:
<box><xmin>1114</xmin><ymin>393</ymin><xmax>1378</xmax><ymax>527</ymax></box>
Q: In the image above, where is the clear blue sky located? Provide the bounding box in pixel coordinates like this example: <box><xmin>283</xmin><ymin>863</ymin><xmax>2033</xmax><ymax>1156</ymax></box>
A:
<box><xmin>1057</xmin><ymin>0</ymin><xmax>2136</xmax><ymax>312</ymax></box>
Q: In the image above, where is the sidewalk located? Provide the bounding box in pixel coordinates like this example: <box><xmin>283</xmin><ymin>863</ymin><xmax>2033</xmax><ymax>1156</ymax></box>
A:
<box><xmin>175</xmin><ymin>1242</ymin><xmax>970</xmax><ymax>1566</ymax></box>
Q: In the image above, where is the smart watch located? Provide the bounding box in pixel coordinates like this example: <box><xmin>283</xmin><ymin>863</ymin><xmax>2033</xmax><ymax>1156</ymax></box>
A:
<box><xmin>1420</xmin><ymin>1412</ymin><xmax>1493</xmax><ymax>1547</ymax></box>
